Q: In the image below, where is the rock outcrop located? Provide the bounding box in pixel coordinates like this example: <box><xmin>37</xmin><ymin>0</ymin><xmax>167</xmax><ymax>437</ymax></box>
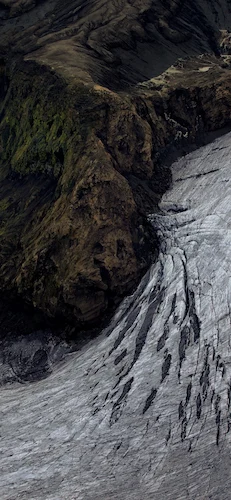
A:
<box><xmin>1</xmin><ymin>1</ymin><xmax>231</xmax><ymax>333</ymax></box>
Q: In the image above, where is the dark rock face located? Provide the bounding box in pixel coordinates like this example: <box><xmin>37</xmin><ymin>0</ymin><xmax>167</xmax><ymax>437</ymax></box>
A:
<box><xmin>0</xmin><ymin>62</ymin><xmax>158</xmax><ymax>330</ymax></box>
<box><xmin>1</xmin><ymin>1</ymin><xmax>231</xmax><ymax>334</ymax></box>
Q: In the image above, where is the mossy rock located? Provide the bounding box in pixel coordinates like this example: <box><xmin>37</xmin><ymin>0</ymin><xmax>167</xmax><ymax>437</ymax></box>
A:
<box><xmin>0</xmin><ymin>64</ymin><xmax>103</xmax><ymax>179</ymax></box>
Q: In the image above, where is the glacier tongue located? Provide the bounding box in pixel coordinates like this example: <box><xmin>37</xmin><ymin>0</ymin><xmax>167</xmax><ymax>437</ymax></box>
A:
<box><xmin>2</xmin><ymin>133</ymin><xmax>231</xmax><ymax>499</ymax></box>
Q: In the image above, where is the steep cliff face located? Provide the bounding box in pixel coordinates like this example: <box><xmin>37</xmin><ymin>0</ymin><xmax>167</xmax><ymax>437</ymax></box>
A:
<box><xmin>1</xmin><ymin>1</ymin><xmax>231</xmax><ymax>333</ymax></box>
<box><xmin>0</xmin><ymin>62</ymin><xmax>156</xmax><ymax>329</ymax></box>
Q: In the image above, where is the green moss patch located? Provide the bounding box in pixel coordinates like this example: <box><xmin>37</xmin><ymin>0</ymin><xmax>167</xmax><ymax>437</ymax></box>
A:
<box><xmin>0</xmin><ymin>63</ymin><xmax>102</xmax><ymax>179</ymax></box>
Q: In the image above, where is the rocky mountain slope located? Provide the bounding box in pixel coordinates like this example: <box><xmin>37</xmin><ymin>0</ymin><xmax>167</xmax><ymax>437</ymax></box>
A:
<box><xmin>1</xmin><ymin>0</ymin><xmax>231</xmax><ymax>335</ymax></box>
<box><xmin>1</xmin><ymin>0</ymin><xmax>231</xmax><ymax>87</ymax></box>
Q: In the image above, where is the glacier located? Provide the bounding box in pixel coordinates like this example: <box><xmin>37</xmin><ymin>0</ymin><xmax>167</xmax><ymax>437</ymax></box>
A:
<box><xmin>1</xmin><ymin>132</ymin><xmax>231</xmax><ymax>499</ymax></box>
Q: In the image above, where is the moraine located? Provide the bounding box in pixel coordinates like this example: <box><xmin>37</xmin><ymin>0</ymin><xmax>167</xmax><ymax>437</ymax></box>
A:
<box><xmin>1</xmin><ymin>132</ymin><xmax>231</xmax><ymax>499</ymax></box>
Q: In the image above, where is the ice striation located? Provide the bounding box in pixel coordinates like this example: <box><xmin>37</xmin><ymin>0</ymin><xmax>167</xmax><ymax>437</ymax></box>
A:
<box><xmin>2</xmin><ymin>133</ymin><xmax>231</xmax><ymax>498</ymax></box>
